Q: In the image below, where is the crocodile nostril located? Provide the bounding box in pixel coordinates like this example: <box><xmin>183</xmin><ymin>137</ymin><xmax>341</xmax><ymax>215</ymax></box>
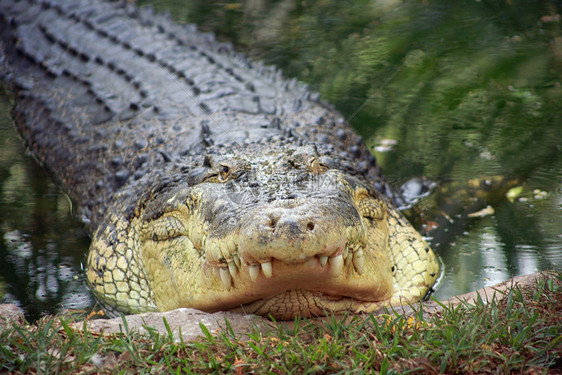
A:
<box><xmin>306</xmin><ymin>222</ymin><xmax>315</xmax><ymax>231</ymax></box>
<box><xmin>266</xmin><ymin>215</ymin><xmax>278</xmax><ymax>230</ymax></box>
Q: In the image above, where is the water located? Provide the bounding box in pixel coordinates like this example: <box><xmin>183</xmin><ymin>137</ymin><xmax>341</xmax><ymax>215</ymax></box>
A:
<box><xmin>0</xmin><ymin>95</ymin><xmax>93</xmax><ymax>320</ymax></box>
<box><xmin>1</xmin><ymin>0</ymin><xmax>560</xmax><ymax>321</ymax></box>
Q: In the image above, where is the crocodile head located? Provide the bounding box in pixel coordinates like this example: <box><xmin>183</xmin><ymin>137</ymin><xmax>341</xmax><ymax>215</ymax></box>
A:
<box><xmin>86</xmin><ymin>144</ymin><xmax>439</xmax><ymax>319</ymax></box>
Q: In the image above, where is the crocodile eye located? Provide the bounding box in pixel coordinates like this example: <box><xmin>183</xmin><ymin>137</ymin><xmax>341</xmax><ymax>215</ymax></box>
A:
<box><xmin>307</xmin><ymin>156</ymin><xmax>317</xmax><ymax>167</ymax></box>
<box><xmin>202</xmin><ymin>163</ymin><xmax>232</xmax><ymax>183</ymax></box>
<box><xmin>308</xmin><ymin>156</ymin><xmax>327</xmax><ymax>174</ymax></box>
<box><xmin>219</xmin><ymin>164</ymin><xmax>231</xmax><ymax>181</ymax></box>
<box><xmin>288</xmin><ymin>155</ymin><xmax>322</xmax><ymax>171</ymax></box>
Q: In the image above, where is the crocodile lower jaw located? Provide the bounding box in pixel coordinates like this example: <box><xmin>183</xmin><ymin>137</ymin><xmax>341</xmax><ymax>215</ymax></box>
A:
<box><xmin>229</xmin><ymin>289</ymin><xmax>389</xmax><ymax>320</ymax></box>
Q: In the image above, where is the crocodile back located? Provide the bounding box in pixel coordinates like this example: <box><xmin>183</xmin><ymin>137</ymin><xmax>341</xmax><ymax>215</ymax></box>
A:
<box><xmin>0</xmin><ymin>0</ymin><xmax>392</xmax><ymax>231</ymax></box>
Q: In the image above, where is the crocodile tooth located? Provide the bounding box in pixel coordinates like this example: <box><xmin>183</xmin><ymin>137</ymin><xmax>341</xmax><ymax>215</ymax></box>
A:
<box><xmin>320</xmin><ymin>256</ymin><xmax>328</xmax><ymax>267</ymax></box>
<box><xmin>220</xmin><ymin>237</ymin><xmax>233</xmax><ymax>261</ymax></box>
<box><xmin>227</xmin><ymin>236</ymin><xmax>237</xmax><ymax>256</ymax></box>
<box><xmin>201</xmin><ymin>235</ymin><xmax>207</xmax><ymax>250</ymax></box>
<box><xmin>228</xmin><ymin>260</ymin><xmax>237</xmax><ymax>279</ymax></box>
<box><xmin>329</xmin><ymin>254</ymin><xmax>343</xmax><ymax>276</ymax></box>
<box><xmin>232</xmin><ymin>254</ymin><xmax>241</xmax><ymax>268</ymax></box>
<box><xmin>352</xmin><ymin>249</ymin><xmax>365</xmax><ymax>275</ymax></box>
<box><xmin>249</xmin><ymin>264</ymin><xmax>260</xmax><ymax>282</ymax></box>
<box><xmin>219</xmin><ymin>267</ymin><xmax>232</xmax><ymax>289</ymax></box>
<box><xmin>343</xmin><ymin>246</ymin><xmax>352</xmax><ymax>266</ymax></box>
<box><xmin>261</xmin><ymin>261</ymin><xmax>273</xmax><ymax>278</ymax></box>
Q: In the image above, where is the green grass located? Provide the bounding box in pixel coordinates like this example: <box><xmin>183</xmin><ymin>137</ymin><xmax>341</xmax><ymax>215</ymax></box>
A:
<box><xmin>1</xmin><ymin>273</ymin><xmax>560</xmax><ymax>374</ymax></box>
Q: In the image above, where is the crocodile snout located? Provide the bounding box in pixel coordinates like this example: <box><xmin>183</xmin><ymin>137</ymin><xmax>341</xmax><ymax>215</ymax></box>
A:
<box><xmin>238</xmin><ymin>201</ymin><xmax>361</xmax><ymax>266</ymax></box>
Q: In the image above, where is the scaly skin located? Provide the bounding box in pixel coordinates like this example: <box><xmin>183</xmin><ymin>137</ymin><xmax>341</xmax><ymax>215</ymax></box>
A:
<box><xmin>88</xmin><ymin>144</ymin><xmax>439</xmax><ymax>318</ymax></box>
<box><xmin>0</xmin><ymin>0</ymin><xmax>439</xmax><ymax>319</ymax></box>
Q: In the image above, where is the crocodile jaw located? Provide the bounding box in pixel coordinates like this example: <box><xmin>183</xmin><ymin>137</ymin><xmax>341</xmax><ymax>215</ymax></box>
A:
<box><xmin>231</xmin><ymin>289</ymin><xmax>391</xmax><ymax>320</ymax></box>
<box><xmin>143</xmin><ymin>239</ymin><xmax>395</xmax><ymax>319</ymax></box>
<box><xmin>138</xmin><ymin>182</ymin><xmax>397</xmax><ymax>318</ymax></box>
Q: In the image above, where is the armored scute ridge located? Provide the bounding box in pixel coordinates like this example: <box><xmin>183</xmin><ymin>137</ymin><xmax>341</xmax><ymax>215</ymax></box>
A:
<box><xmin>0</xmin><ymin>0</ymin><xmax>439</xmax><ymax>319</ymax></box>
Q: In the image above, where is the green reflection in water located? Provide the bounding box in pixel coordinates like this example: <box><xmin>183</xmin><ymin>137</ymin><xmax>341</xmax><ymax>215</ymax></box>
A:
<box><xmin>0</xmin><ymin>0</ymin><xmax>560</xmax><ymax>318</ymax></box>
<box><xmin>0</xmin><ymin>88</ymin><xmax>92</xmax><ymax>321</ymax></box>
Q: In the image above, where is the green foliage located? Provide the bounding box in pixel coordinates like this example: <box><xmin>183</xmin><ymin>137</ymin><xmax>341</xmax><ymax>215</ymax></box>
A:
<box><xmin>274</xmin><ymin>0</ymin><xmax>561</xmax><ymax>180</ymax></box>
<box><xmin>140</xmin><ymin>0</ymin><xmax>561</xmax><ymax>183</ymax></box>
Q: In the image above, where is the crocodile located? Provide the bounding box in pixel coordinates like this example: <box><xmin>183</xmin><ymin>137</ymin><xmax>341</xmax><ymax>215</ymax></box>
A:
<box><xmin>0</xmin><ymin>0</ymin><xmax>440</xmax><ymax>319</ymax></box>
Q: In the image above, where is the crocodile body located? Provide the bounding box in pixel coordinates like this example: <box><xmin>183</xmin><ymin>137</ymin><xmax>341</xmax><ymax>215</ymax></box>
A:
<box><xmin>0</xmin><ymin>0</ymin><xmax>439</xmax><ymax>319</ymax></box>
